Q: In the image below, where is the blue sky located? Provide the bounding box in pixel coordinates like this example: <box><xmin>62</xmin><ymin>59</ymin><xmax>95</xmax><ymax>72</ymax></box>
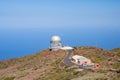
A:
<box><xmin>0</xmin><ymin>0</ymin><xmax>120</xmax><ymax>60</ymax></box>
<box><xmin>0</xmin><ymin>0</ymin><xmax>120</xmax><ymax>28</ymax></box>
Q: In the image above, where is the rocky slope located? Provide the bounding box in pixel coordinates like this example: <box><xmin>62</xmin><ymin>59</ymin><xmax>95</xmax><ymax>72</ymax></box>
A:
<box><xmin>0</xmin><ymin>46</ymin><xmax>120</xmax><ymax>80</ymax></box>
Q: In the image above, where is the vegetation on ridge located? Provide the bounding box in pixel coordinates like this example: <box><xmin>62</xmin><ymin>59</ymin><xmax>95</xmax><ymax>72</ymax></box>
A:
<box><xmin>0</xmin><ymin>47</ymin><xmax>120</xmax><ymax>80</ymax></box>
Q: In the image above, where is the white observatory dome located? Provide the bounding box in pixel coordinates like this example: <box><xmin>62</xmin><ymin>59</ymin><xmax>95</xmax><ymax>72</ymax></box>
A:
<box><xmin>50</xmin><ymin>35</ymin><xmax>62</xmax><ymax>51</ymax></box>
<box><xmin>51</xmin><ymin>35</ymin><xmax>61</xmax><ymax>42</ymax></box>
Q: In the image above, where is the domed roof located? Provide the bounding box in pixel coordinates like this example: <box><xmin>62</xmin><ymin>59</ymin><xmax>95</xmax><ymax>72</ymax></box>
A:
<box><xmin>51</xmin><ymin>35</ymin><xmax>61</xmax><ymax>42</ymax></box>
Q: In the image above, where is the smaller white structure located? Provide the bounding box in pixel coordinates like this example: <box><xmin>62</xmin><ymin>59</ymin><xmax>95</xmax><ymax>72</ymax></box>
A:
<box><xmin>71</xmin><ymin>55</ymin><xmax>91</xmax><ymax>65</ymax></box>
<box><xmin>71</xmin><ymin>55</ymin><xmax>100</xmax><ymax>69</ymax></box>
<box><xmin>60</xmin><ymin>46</ymin><xmax>74</xmax><ymax>50</ymax></box>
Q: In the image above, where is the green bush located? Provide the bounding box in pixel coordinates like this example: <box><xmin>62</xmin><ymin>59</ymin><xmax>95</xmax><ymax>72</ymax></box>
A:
<box><xmin>0</xmin><ymin>77</ymin><xmax>15</xmax><ymax>80</ymax></box>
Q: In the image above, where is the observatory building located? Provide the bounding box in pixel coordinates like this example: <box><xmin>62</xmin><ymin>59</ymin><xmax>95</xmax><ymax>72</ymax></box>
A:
<box><xmin>50</xmin><ymin>35</ymin><xmax>74</xmax><ymax>51</ymax></box>
<box><xmin>50</xmin><ymin>35</ymin><xmax>62</xmax><ymax>51</ymax></box>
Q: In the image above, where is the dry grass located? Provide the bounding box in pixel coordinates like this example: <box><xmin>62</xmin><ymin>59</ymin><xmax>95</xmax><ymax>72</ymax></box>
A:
<box><xmin>0</xmin><ymin>47</ymin><xmax>120</xmax><ymax>80</ymax></box>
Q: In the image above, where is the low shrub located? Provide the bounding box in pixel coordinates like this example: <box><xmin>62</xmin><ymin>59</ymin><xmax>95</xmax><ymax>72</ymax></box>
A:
<box><xmin>0</xmin><ymin>77</ymin><xmax>15</xmax><ymax>80</ymax></box>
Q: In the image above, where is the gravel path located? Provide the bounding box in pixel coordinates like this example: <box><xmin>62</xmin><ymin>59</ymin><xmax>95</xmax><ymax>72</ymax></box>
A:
<box><xmin>63</xmin><ymin>50</ymin><xmax>75</xmax><ymax>66</ymax></box>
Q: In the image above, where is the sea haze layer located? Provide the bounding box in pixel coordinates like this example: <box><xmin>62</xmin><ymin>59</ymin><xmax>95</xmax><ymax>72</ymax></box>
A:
<box><xmin>0</xmin><ymin>26</ymin><xmax>120</xmax><ymax>60</ymax></box>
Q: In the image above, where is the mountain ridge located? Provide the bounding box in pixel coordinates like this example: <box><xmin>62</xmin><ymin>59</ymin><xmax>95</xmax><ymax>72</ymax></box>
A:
<box><xmin>0</xmin><ymin>46</ymin><xmax>120</xmax><ymax>80</ymax></box>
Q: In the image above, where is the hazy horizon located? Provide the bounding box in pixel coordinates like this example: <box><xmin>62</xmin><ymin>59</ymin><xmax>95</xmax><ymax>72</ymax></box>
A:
<box><xmin>0</xmin><ymin>0</ymin><xmax>120</xmax><ymax>60</ymax></box>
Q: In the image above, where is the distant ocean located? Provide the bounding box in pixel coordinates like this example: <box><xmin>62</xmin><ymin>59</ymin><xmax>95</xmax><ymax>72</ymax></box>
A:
<box><xmin>0</xmin><ymin>26</ymin><xmax>120</xmax><ymax>60</ymax></box>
